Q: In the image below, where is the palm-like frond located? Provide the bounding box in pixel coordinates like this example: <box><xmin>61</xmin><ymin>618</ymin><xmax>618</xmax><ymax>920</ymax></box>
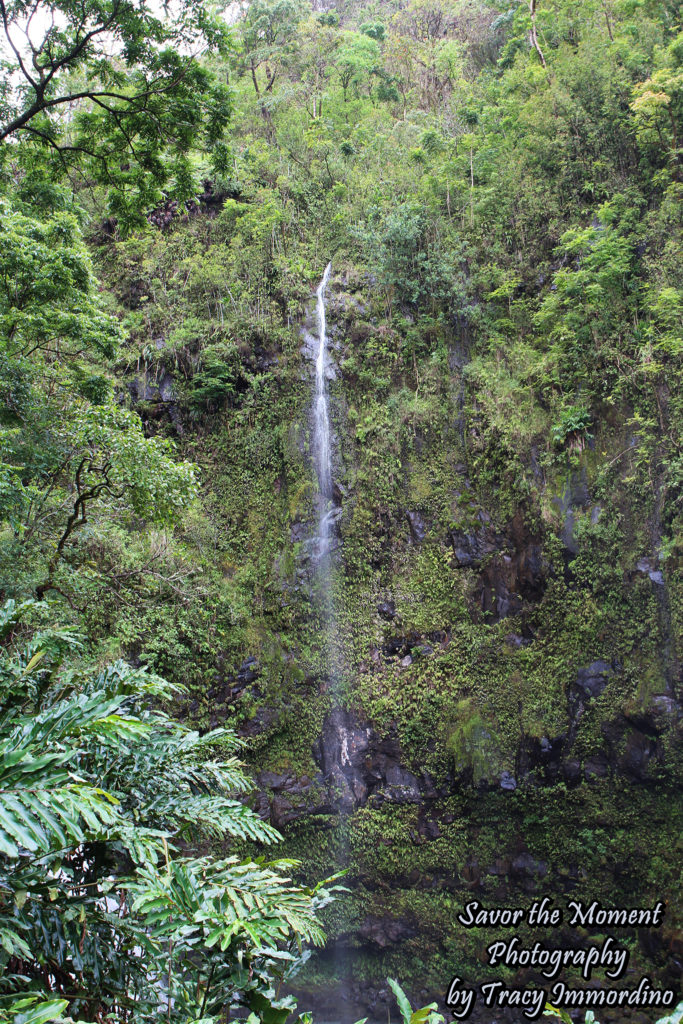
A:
<box><xmin>0</xmin><ymin>602</ymin><xmax>334</xmax><ymax>1023</ymax></box>
<box><xmin>131</xmin><ymin>855</ymin><xmax>327</xmax><ymax>949</ymax></box>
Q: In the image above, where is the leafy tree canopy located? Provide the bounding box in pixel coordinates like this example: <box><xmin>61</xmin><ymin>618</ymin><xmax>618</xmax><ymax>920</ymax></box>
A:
<box><xmin>0</xmin><ymin>198</ymin><xmax>122</xmax><ymax>360</ymax></box>
<box><xmin>0</xmin><ymin>0</ymin><xmax>234</xmax><ymax>229</ymax></box>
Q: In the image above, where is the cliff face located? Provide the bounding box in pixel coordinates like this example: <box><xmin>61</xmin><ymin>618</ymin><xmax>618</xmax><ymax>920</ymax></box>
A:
<box><xmin>83</xmin><ymin>5</ymin><xmax>683</xmax><ymax>1015</ymax></box>
<box><xmin>233</xmin><ymin>271</ymin><xmax>682</xmax><ymax>1020</ymax></box>
<box><xmin>99</xmin><ymin>255</ymin><xmax>681</xmax><ymax>1020</ymax></box>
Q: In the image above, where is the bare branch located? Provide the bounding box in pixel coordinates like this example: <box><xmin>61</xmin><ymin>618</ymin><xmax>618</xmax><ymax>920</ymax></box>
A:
<box><xmin>0</xmin><ymin>0</ymin><xmax>39</xmax><ymax>89</ymax></box>
<box><xmin>529</xmin><ymin>0</ymin><xmax>547</xmax><ymax>68</ymax></box>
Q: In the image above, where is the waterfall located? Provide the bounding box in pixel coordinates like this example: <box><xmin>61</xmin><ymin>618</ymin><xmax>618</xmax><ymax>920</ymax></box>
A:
<box><xmin>313</xmin><ymin>261</ymin><xmax>334</xmax><ymax>561</ymax></box>
<box><xmin>308</xmin><ymin>263</ymin><xmax>354</xmax><ymax>1022</ymax></box>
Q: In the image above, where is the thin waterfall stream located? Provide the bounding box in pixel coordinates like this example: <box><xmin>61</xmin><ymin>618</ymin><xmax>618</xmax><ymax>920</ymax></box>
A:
<box><xmin>307</xmin><ymin>263</ymin><xmax>356</xmax><ymax>1020</ymax></box>
<box><xmin>313</xmin><ymin>262</ymin><xmax>334</xmax><ymax>564</ymax></box>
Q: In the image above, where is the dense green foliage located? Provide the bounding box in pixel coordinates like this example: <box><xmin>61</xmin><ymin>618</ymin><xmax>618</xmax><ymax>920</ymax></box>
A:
<box><xmin>0</xmin><ymin>0</ymin><xmax>681</xmax><ymax>1018</ymax></box>
<box><xmin>0</xmin><ymin>599</ymin><xmax>338</xmax><ymax>1022</ymax></box>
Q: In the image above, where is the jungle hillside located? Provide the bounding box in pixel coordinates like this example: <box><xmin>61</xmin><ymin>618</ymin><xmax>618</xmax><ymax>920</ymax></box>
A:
<box><xmin>0</xmin><ymin>0</ymin><xmax>681</xmax><ymax>1021</ymax></box>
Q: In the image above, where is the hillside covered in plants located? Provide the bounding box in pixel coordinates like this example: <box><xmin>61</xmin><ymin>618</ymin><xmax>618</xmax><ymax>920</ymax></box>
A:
<box><xmin>0</xmin><ymin>0</ymin><xmax>681</xmax><ymax>1020</ymax></box>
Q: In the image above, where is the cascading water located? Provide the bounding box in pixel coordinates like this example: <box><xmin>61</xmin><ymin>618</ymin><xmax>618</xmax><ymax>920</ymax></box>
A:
<box><xmin>307</xmin><ymin>264</ymin><xmax>356</xmax><ymax>1022</ymax></box>
<box><xmin>313</xmin><ymin>261</ymin><xmax>334</xmax><ymax>562</ymax></box>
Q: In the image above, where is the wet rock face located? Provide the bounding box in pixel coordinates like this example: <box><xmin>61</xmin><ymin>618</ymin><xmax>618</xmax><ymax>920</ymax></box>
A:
<box><xmin>208</xmin><ymin>655</ymin><xmax>261</xmax><ymax>709</ymax></box>
<box><xmin>449</xmin><ymin>508</ymin><xmax>546</xmax><ymax>622</ymax></box>
<box><xmin>518</xmin><ymin>733</ymin><xmax>567</xmax><ymax>783</ymax></box>
<box><xmin>358</xmin><ymin>914</ymin><xmax>415</xmax><ymax>948</ymax></box>
<box><xmin>250</xmin><ymin>671</ymin><xmax>680</xmax><ymax>832</ymax></box>
<box><xmin>127</xmin><ymin>367</ymin><xmax>184</xmax><ymax>433</ymax></box>
<box><xmin>575</xmin><ymin>659</ymin><xmax>613</xmax><ymax>697</ymax></box>
<box><xmin>405</xmin><ymin>508</ymin><xmax>427</xmax><ymax>542</ymax></box>
<box><xmin>567</xmin><ymin>659</ymin><xmax>616</xmax><ymax>742</ymax></box>
<box><xmin>311</xmin><ymin>710</ymin><xmax>437</xmax><ymax>815</ymax></box>
<box><xmin>510</xmin><ymin>852</ymin><xmax>548</xmax><ymax>889</ymax></box>
<box><xmin>253</xmin><ymin>770</ymin><xmax>331</xmax><ymax>828</ymax></box>
<box><xmin>619</xmin><ymin>729</ymin><xmax>658</xmax><ymax>780</ymax></box>
<box><xmin>314</xmin><ymin>709</ymin><xmax>373</xmax><ymax>813</ymax></box>
<box><xmin>562</xmin><ymin>660</ymin><xmax>681</xmax><ymax>783</ymax></box>
<box><xmin>377</xmin><ymin>600</ymin><xmax>396</xmax><ymax>620</ymax></box>
<box><xmin>600</xmin><ymin>711</ymin><xmax>672</xmax><ymax>783</ymax></box>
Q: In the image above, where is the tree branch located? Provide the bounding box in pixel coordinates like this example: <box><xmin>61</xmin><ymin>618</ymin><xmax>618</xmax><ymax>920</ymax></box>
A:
<box><xmin>529</xmin><ymin>0</ymin><xmax>547</xmax><ymax>68</ymax></box>
<box><xmin>0</xmin><ymin>0</ymin><xmax>38</xmax><ymax>89</ymax></box>
<box><xmin>35</xmin><ymin>458</ymin><xmax>121</xmax><ymax>600</ymax></box>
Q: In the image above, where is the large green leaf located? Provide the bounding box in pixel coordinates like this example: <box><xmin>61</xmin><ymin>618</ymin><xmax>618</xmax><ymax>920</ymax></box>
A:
<box><xmin>12</xmin><ymin>999</ymin><xmax>68</xmax><ymax>1024</ymax></box>
<box><xmin>388</xmin><ymin>978</ymin><xmax>414</xmax><ymax>1024</ymax></box>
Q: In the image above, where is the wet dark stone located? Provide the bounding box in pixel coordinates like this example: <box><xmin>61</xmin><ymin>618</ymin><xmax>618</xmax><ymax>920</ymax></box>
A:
<box><xmin>384</xmin><ymin>763</ymin><xmax>421</xmax><ymax>802</ymax></box>
<box><xmin>313</xmin><ymin>711</ymin><xmax>435</xmax><ymax>813</ymax></box>
<box><xmin>313</xmin><ymin>709</ymin><xmax>374</xmax><ymax>814</ymax></box>
<box><xmin>649</xmin><ymin>694</ymin><xmax>679</xmax><ymax>720</ymax></box>
<box><xmin>128</xmin><ymin>368</ymin><xmax>176</xmax><ymax>404</ymax></box>
<box><xmin>619</xmin><ymin>730</ymin><xmax>657</xmax><ymax>780</ymax></box>
<box><xmin>584</xmin><ymin>753</ymin><xmax>610</xmax><ymax>779</ymax></box>
<box><xmin>568</xmin><ymin>660</ymin><xmax>618</xmax><ymax>740</ymax></box>
<box><xmin>406</xmin><ymin>509</ymin><xmax>427</xmax><ymax>542</ymax></box>
<box><xmin>258</xmin><ymin>770</ymin><xmax>292</xmax><ymax>790</ymax></box>
<box><xmin>449</xmin><ymin>525</ymin><xmax>497</xmax><ymax>566</ymax></box>
<box><xmin>358</xmin><ymin>914</ymin><xmax>415</xmax><ymax>948</ymax></box>
<box><xmin>449</xmin><ymin>508</ymin><xmax>546</xmax><ymax>622</ymax></box>
<box><xmin>462</xmin><ymin>857</ymin><xmax>481</xmax><ymax>885</ymax></box>
<box><xmin>332</xmin><ymin>480</ymin><xmax>348</xmax><ymax>504</ymax></box>
<box><xmin>554</xmin><ymin>467</ymin><xmax>591</xmax><ymax>556</ymax></box>
<box><xmin>576</xmin><ymin>660</ymin><xmax>612</xmax><ymax>698</ymax></box>
<box><xmin>125</xmin><ymin>368</ymin><xmax>185</xmax><ymax>434</ymax></box>
<box><xmin>238</xmin><ymin>705</ymin><xmax>279</xmax><ymax>738</ymax></box>
<box><xmin>254</xmin><ymin>770</ymin><xmax>331</xmax><ymax>826</ymax></box>
<box><xmin>382</xmin><ymin>634</ymin><xmax>419</xmax><ymax>659</ymax></box>
<box><xmin>270</xmin><ymin>794</ymin><xmax>297</xmax><ymax>827</ymax></box>
<box><xmin>417</xmin><ymin>815</ymin><xmax>442</xmax><ymax>840</ymax></box>
<box><xmin>523</xmin><ymin>734</ymin><xmax>566</xmax><ymax>782</ymax></box>
<box><xmin>377</xmin><ymin>600</ymin><xmax>396</xmax><ymax>620</ymax></box>
<box><xmin>237</xmin><ymin>656</ymin><xmax>259</xmax><ymax>685</ymax></box>
<box><xmin>383</xmin><ymin>635</ymin><xmax>407</xmax><ymax>657</ymax></box>
<box><xmin>290</xmin><ymin>521</ymin><xmax>308</xmax><ymax>544</ymax></box>
<box><xmin>500</xmin><ymin>770</ymin><xmax>517</xmax><ymax>791</ymax></box>
<box><xmin>511</xmin><ymin>852</ymin><xmax>548</xmax><ymax>878</ymax></box>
